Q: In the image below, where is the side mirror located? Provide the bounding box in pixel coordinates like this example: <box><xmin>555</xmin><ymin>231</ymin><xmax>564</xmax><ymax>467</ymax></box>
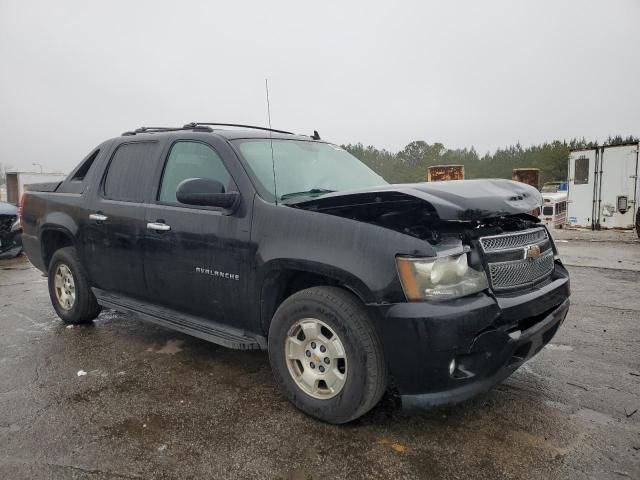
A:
<box><xmin>176</xmin><ymin>178</ymin><xmax>240</xmax><ymax>211</ymax></box>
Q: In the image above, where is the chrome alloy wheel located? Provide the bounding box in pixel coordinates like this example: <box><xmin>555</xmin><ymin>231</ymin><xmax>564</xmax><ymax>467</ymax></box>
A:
<box><xmin>284</xmin><ymin>318</ymin><xmax>348</xmax><ymax>399</ymax></box>
<box><xmin>54</xmin><ymin>264</ymin><xmax>76</xmax><ymax>310</ymax></box>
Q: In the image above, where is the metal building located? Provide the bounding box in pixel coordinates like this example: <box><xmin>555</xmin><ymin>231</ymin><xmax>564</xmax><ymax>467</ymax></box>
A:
<box><xmin>5</xmin><ymin>172</ymin><xmax>67</xmax><ymax>205</ymax></box>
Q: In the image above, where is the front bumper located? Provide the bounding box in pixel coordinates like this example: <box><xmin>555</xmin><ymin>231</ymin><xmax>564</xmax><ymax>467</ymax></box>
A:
<box><xmin>367</xmin><ymin>262</ymin><xmax>570</xmax><ymax>408</ymax></box>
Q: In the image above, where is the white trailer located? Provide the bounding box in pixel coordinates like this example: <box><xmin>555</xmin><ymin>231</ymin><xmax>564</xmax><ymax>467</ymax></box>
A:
<box><xmin>5</xmin><ymin>172</ymin><xmax>67</xmax><ymax>205</ymax></box>
<box><xmin>567</xmin><ymin>143</ymin><xmax>639</xmax><ymax>229</ymax></box>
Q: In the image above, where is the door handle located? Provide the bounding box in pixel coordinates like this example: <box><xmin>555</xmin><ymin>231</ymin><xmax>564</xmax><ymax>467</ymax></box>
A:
<box><xmin>147</xmin><ymin>222</ymin><xmax>171</xmax><ymax>232</ymax></box>
<box><xmin>89</xmin><ymin>213</ymin><xmax>108</xmax><ymax>222</ymax></box>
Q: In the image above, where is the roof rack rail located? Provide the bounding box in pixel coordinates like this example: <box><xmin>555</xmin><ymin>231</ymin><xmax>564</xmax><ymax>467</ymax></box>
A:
<box><xmin>184</xmin><ymin>122</ymin><xmax>295</xmax><ymax>135</ymax></box>
<box><xmin>121</xmin><ymin>125</ymin><xmax>213</xmax><ymax>136</ymax></box>
<box><xmin>120</xmin><ymin>122</ymin><xmax>303</xmax><ymax>137</ymax></box>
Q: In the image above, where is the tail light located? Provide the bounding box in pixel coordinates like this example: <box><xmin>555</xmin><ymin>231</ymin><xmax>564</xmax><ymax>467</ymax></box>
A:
<box><xmin>18</xmin><ymin>192</ymin><xmax>26</xmax><ymax>226</ymax></box>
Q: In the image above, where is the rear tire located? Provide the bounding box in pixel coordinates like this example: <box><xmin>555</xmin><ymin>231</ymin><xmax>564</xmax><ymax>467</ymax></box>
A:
<box><xmin>48</xmin><ymin>247</ymin><xmax>101</xmax><ymax>324</ymax></box>
<box><xmin>268</xmin><ymin>286</ymin><xmax>387</xmax><ymax>424</ymax></box>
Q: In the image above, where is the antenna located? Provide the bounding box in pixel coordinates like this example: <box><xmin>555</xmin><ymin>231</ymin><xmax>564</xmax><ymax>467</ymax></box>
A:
<box><xmin>265</xmin><ymin>78</ymin><xmax>278</xmax><ymax>205</ymax></box>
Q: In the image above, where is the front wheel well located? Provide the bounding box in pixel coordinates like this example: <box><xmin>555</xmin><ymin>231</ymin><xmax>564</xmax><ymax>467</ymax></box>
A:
<box><xmin>41</xmin><ymin>229</ymin><xmax>74</xmax><ymax>269</ymax></box>
<box><xmin>260</xmin><ymin>270</ymin><xmax>365</xmax><ymax>335</ymax></box>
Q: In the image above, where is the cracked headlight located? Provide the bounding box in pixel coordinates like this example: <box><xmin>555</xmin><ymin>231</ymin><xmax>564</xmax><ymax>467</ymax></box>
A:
<box><xmin>396</xmin><ymin>253</ymin><xmax>489</xmax><ymax>302</ymax></box>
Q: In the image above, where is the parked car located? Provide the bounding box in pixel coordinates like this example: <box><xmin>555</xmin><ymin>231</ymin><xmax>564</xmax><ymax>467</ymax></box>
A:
<box><xmin>0</xmin><ymin>201</ymin><xmax>22</xmax><ymax>257</ymax></box>
<box><xmin>21</xmin><ymin>123</ymin><xmax>570</xmax><ymax>423</ymax></box>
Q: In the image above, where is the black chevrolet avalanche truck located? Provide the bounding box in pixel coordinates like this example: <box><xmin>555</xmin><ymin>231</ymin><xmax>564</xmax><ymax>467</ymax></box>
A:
<box><xmin>21</xmin><ymin>123</ymin><xmax>570</xmax><ymax>424</ymax></box>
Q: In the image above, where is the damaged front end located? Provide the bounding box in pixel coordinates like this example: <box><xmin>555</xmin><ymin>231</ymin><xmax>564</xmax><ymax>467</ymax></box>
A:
<box><xmin>293</xmin><ymin>179</ymin><xmax>571</xmax><ymax>405</ymax></box>
<box><xmin>291</xmin><ymin>179</ymin><xmax>554</xmax><ymax>300</ymax></box>
<box><xmin>290</xmin><ymin>179</ymin><xmax>543</xmax><ymax>246</ymax></box>
<box><xmin>371</xmin><ymin>251</ymin><xmax>570</xmax><ymax>408</ymax></box>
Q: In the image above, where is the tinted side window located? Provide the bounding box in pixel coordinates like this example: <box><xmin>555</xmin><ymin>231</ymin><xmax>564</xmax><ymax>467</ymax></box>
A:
<box><xmin>158</xmin><ymin>142</ymin><xmax>231</xmax><ymax>203</ymax></box>
<box><xmin>104</xmin><ymin>142</ymin><xmax>159</xmax><ymax>202</ymax></box>
<box><xmin>71</xmin><ymin>149</ymin><xmax>100</xmax><ymax>181</ymax></box>
<box><xmin>574</xmin><ymin>157</ymin><xmax>589</xmax><ymax>185</ymax></box>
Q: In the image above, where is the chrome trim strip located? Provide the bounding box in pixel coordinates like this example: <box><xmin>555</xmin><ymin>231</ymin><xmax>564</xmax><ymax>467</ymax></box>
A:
<box><xmin>479</xmin><ymin>227</ymin><xmax>548</xmax><ymax>253</ymax></box>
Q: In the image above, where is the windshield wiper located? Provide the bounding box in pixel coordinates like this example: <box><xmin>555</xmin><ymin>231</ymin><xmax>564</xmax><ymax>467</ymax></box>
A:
<box><xmin>280</xmin><ymin>188</ymin><xmax>336</xmax><ymax>201</ymax></box>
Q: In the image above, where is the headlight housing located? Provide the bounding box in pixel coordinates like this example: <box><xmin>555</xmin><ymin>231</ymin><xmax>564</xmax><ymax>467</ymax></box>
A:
<box><xmin>396</xmin><ymin>253</ymin><xmax>489</xmax><ymax>302</ymax></box>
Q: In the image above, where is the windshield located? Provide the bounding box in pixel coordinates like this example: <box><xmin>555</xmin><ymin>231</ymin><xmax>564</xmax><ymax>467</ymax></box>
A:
<box><xmin>233</xmin><ymin>139</ymin><xmax>387</xmax><ymax>201</ymax></box>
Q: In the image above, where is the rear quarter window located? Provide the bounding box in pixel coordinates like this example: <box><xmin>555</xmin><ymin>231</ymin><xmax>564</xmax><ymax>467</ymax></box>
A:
<box><xmin>57</xmin><ymin>148</ymin><xmax>102</xmax><ymax>194</ymax></box>
<box><xmin>71</xmin><ymin>149</ymin><xmax>100</xmax><ymax>181</ymax></box>
<box><xmin>103</xmin><ymin>142</ymin><xmax>160</xmax><ymax>202</ymax></box>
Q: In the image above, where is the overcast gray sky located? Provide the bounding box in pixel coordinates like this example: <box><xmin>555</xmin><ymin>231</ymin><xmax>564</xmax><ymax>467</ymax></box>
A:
<box><xmin>1</xmin><ymin>0</ymin><xmax>638</xmax><ymax>173</ymax></box>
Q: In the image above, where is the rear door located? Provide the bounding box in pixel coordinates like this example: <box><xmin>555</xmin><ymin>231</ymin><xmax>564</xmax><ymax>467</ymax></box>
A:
<box><xmin>567</xmin><ymin>149</ymin><xmax>597</xmax><ymax>228</ymax></box>
<box><xmin>83</xmin><ymin>140</ymin><xmax>163</xmax><ymax>298</ymax></box>
<box><xmin>597</xmin><ymin>145</ymin><xmax>639</xmax><ymax>229</ymax></box>
<box><xmin>143</xmin><ymin>138</ymin><xmax>254</xmax><ymax>328</ymax></box>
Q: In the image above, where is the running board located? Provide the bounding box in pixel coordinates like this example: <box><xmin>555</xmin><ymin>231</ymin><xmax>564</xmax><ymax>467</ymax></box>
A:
<box><xmin>93</xmin><ymin>289</ymin><xmax>266</xmax><ymax>350</ymax></box>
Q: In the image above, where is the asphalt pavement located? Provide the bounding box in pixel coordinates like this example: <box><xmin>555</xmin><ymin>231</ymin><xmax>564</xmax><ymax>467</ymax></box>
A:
<box><xmin>0</xmin><ymin>232</ymin><xmax>638</xmax><ymax>480</ymax></box>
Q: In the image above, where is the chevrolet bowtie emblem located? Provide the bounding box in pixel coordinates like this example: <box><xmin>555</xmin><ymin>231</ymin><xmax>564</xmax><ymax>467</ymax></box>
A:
<box><xmin>524</xmin><ymin>244</ymin><xmax>541</xmax><ymax>260</ymax></box>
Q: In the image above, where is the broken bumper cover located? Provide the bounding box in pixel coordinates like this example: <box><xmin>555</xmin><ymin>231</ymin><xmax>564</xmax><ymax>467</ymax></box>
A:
<box><xmin>367</xmin><ymin>263</ymin><xmax>570</xmax><ymax>409</ymax></box>
<box><xmin>401</xmin><ymin>298</ymin><xmax>569</xmax><ymax>409</ymax></box>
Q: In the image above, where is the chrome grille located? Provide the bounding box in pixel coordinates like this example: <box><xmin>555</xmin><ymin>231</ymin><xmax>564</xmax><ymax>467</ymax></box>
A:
<box><xmin>488</xmin><ymin>250</ymin><xmax>555</xmax><ymax>290</ymax></box>
<box><xmin>480</xmin><ymin>228</ymin><xmax>548</xmax><ymax>252</ymax></box>
<box><xmin>479</xmin><ymin>227</ymin><xmax>554</xmax><ymax>291</ymax></box>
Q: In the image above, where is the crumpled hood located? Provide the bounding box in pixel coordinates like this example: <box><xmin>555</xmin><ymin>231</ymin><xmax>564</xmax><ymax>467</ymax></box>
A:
<box><xmin>292</xmin><ymin>179</ymin><xmax>542</xmax><ymax>221</ymax></box>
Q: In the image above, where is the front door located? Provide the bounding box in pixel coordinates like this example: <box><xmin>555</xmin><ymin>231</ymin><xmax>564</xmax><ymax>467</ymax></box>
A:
<box><xmin>143</xmin><ymin>140</ymin><xmax>253</xmax><ymax>328</ymax></box>
<box><xmin>83</xmin><ymin>141</ymin><xmax>163</xmax><ymax>298</ymax></box>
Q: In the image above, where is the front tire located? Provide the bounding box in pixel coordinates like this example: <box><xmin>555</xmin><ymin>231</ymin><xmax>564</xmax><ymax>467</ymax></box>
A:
<box><xmin>47</xmin><ymin>247</ymin><xmax>101</xmax><ymax>324</ymax></box>
<box><xmin>268</xmin><ymin>286</ymin><xmax>387</xmax><ymax>424</ymax></box>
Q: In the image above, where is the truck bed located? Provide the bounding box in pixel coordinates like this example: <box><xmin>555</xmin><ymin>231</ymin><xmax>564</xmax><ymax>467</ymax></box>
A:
<box><xmin>24</xmin><ymin>182</ymin><xmax>63</xmax><ymax>193</ymax></box>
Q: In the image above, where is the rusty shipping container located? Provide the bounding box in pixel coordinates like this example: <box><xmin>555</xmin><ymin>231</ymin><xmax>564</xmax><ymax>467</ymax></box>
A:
<box><xmin>512</xmin><ymin>168</ymin><xmax>541</xmax><ymax>189</ymax></box>
<box><xmin>512</xmin><ymin>168</ymin><xmax>542</xmax><ymax>217</ymax></box>
<box><xmin>427</xmin><ymin>165</ymin><xmax>465</xmax><ymax>182</ymax></box>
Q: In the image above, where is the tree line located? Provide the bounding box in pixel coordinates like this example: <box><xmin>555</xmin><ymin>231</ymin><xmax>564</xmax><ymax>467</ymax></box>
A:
<box><xmin>343</xmin><ymin>135</ymin><xmax>638</xmax><ymax>185</ymax></box>
<box><xmin>1</xmin><ymin>135</ymin><xmax>637</xmax><ymax>189</ymax></box>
